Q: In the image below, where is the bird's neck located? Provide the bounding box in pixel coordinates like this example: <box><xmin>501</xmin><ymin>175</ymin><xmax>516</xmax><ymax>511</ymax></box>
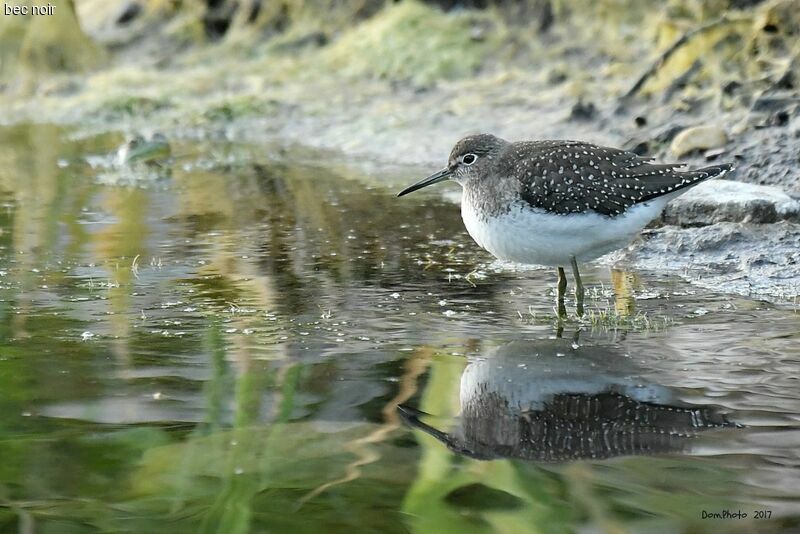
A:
<box><xmin>462</xmin><ymin>174</ymin><xmax>519</xmax><ymax>219</ymax></box>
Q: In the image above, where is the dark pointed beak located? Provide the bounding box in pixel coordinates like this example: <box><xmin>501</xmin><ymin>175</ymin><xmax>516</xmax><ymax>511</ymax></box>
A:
<box><xmin>397</xmin><ymin>167</ymin><xmax>452</xmax><ymax>197</ymax></box>
<box><xmin>397</xmin><ymin>404</ymin><xmax>485</xmax><ymax>458</ymax></box>
<box><xmin>396</xmin><ymin>405</ymin><xmax>451</xmax><ymax>443</ymax></box>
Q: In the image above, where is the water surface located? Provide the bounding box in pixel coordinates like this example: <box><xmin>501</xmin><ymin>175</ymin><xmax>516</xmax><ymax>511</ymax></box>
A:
<box><xmin>0</xmin><ymin>124</ymin><xmax>798</xmax><ymax>532</ymax></box>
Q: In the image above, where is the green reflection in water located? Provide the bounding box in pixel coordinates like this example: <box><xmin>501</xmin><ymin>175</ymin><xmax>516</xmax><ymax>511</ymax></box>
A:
<box><xmin>403</xmin><ymin>353</ymin><xmax>576</xmax><ymax>534</ymax></box>
<box><xmin>399</xmin><ymin>336</ymin><xmax>754</xmax><ymax>533</ymax></box>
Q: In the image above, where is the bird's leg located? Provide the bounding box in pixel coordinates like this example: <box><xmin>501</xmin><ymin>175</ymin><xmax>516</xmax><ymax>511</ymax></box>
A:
<box><xmin>571</xmin><ymin>256</ymin><xmax>585</xmax><ymax>317</ymax></box>
<box><xmin>556</xmin><ymin>267</ymin><xmax>567</xmax><ymax>318</ymax></box>
<box><xmin>555</xmin><ymin>322</ymin><xmax>564</xmax><ymax>338</ymax></box>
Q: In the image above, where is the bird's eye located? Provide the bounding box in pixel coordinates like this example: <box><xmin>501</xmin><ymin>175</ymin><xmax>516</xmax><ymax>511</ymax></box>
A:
<box><xmin>462</xmin><ymin>153</ymin><xmax>478</xmax><ymax>165</ymax></box>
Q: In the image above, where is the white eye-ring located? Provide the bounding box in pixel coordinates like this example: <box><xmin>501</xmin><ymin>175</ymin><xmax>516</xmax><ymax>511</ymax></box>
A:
<box><xmin>462</xmin><ymin>153</ymin><xmax>478</xmax><ymax>165</ymax></box>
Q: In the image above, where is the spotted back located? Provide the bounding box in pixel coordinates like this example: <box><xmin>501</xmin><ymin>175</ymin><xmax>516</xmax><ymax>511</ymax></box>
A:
<box><xmin>498</xmin><ymin>140</ymin><xmax>732</xmax><ymax>217</ymax></box>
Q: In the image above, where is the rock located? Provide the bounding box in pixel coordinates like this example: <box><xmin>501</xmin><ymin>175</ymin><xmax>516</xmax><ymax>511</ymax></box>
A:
<box><xmin>749</xmin><ymin>94</ymin><xmax>800</xmax><ymax>114</ymax></box>
<box><xmin>620</xmin><ymin>221</ymin><xmax>800</xmax><ymax>300</ymax></box>
<box><xmin>622</xmin><ymin>139</ymin><xmax>650</xmax><ymax>156</ymax></box>
<box><xmin>546</xmin><ymin>68</ymin><xmax>567</xmax><ymax>85</ymax></box>
<box><xmin>272</xmin><ymin>31</ymin><xmax>329</xmax><ymax>52</ymax></box>
<box><xmin>653</xmin><ymin>124</ymin><xmax>686</xmax><ymax>145</ymax></box>
<box><xmin>116</xmin><ymin>2</ymin><xmax>141</xmax><ymax>25</ymax></box>
<box><xmin>663</xmin><ymin>179</ymin><xmax>800</xmax><ymax>226</ymax></box>
<box><xmin>703</xmin><ymin>147</ymin><xmax>727</xmax><ymax>161</ymax></box>
<box><xmin>771</xmin><ymin>109</ymin><xmax>791</xmax><ymax>127</ymax></box>
<box><xmin>670</xmin><ymin>125</ymin><xmax>728</xmax><ymax>158</ymax></box>
<box><xmin>722</xmin><ymin>80</ymin><xmax>742</xmax><ymax>95</ymax></box>
<box><xmin>115</xmin><ymin>132</ymin><xmax>171</xmax><ymax>167</ymax></box>
<box><xmin>469</xmin><ymin>25</ymin><xmax>487</xmax><ymax>41</ymax></box>
<box><xmin>739</xmin><ymin>92</ymin><xmax>800</xmax><ymax>130</ymax></box>
<box><xmin>569</xmin><ymin>100</ymin><xmax>596</xmax><ymax>121</ymax></box>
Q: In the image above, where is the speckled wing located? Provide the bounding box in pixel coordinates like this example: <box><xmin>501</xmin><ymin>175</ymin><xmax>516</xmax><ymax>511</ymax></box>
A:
<box><xmin>504</xmin><ymin>141</ymin><xmax>732</xmax><ymax>217</ymax></box>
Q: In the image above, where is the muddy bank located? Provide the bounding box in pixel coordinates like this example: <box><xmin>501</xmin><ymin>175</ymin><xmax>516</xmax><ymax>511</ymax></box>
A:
<box><xmin>1</xmin><ymin>0</ymin><xmax>799</xmax><ymax>301</ymax></box>
<box><xmin>636</xmin><ymin>180</ymin><xmax>800</xmax><ymax>300</ymax></box>
<box><xmin>616</xmin><ymin>222</ymin><xmax>800</xmax><ymax>300</ymax></box>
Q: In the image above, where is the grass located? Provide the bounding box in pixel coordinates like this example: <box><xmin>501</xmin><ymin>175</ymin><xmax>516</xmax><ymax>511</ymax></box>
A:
<box><xmin>522</xmin><ymin>302</ymin><xmax>674</xmax><ymax>332</ymax></box>
<box><xmin>199</xmin><ymin>96</ymin><xmax>281</xmax><ymax>122</ymax></box>
<box><xmin>585</xmin><ymin>308</ymin><xmax>674</xmax><ymax>331</ymax></box>
<box><xmin>96</xmin><ymin>95</ymin><xmax>174</xmax><ymax>118</ymax></box>
<box><xmin>322</xmin><ymin>1</ymin><xmax>504</xmax><ymax>86</ymax></box>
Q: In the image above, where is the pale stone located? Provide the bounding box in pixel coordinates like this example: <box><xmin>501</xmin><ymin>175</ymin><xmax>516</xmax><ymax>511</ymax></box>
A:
<box><xmin>670</xmin><ymin>125</ymin><xmax>728</xmax><ymax>158</ymax></box>
<box><xmin>663</xmin><ymin>179</ymin><xmax>800</xmax><ymax>226</ymax></box>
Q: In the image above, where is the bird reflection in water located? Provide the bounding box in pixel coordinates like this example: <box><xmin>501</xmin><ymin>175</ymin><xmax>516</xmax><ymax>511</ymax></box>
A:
<box><xmin>399</xmin><ymin>335</ymin><xmax>739</xmax><ymax>462</ymax></box>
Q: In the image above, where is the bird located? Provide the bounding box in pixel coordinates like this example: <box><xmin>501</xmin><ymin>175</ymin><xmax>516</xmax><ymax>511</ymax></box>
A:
<box><xmin>397</xmin><ymin>133</ymin><xmax>733</xmax><ymax>316</ymax></box>
<box><xmin>397</xmin><ymin>337</ymin><xmax>736</xmax><ymax>461</ymax></box>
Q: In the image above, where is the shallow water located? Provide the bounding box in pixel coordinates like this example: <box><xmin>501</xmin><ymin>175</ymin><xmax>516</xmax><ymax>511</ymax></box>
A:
<box><xmin>0</xmin><ymin>124</ymin><xmax>798</xmax><ymax>532</ymax></box>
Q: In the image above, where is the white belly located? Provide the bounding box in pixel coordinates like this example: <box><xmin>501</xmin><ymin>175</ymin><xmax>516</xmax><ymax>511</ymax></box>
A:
<box><xmin>461</xmin><ymin>199</ymin><xmax>671</xmax><ymax>266</ymax></box>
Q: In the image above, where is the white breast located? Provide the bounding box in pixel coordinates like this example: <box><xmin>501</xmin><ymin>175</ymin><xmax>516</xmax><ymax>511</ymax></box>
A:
<box><xmin>461</xmin><ymin>197</ymin><xmax>671</xmax><ymax>267</ymax></box>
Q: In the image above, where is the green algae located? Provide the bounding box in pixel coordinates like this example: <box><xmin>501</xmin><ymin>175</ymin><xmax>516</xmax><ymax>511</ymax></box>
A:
<box><xmin>96</xmin><ymin>95</ymin><xmax>174</xmax><ymax>119</ymax></box>
<box><xmin>200</xmin><ymin>96</ymin><xmax>281</xmax><ymax>122</ymax></box>
<box><xmin>322</xmin><ymin>1</ymin><xmax>503</xmax><ymax>86</ymax></box>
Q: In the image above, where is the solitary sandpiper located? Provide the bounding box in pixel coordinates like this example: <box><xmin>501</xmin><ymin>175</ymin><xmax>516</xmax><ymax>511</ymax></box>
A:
<box><xmin>398</xmin><ymin>134</ymin><xmax>732</xmax><ymax>316</ymax></box>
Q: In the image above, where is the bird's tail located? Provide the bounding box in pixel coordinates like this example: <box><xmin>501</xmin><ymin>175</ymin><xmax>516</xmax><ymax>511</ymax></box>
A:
<box><xmin>692</xmin><ymin>162</ymin><xmax>734</xmax><ymax>180</ymax></box>
<box><xmin>672</xmin><ymin>162</ymin><xmax>734</xmax><ymax>195</ymax></box>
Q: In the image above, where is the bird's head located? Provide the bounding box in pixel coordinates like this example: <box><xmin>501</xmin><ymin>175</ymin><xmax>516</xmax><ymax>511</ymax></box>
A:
<box><xmin>397</xmin><ymin>134</ymin><xmax>508</xmax><ymax>196</ymax></box>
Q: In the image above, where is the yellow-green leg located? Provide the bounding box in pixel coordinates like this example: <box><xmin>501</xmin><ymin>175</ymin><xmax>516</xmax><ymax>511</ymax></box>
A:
<box><xmin>571</xmin><ymin>256</ymin><xmax>585</xmax><ymax>317</ymax></box>
<box><xmin>556</xmin><ymin>266</ymin><xmax>567</xmax><ymax>318</ymax></box>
